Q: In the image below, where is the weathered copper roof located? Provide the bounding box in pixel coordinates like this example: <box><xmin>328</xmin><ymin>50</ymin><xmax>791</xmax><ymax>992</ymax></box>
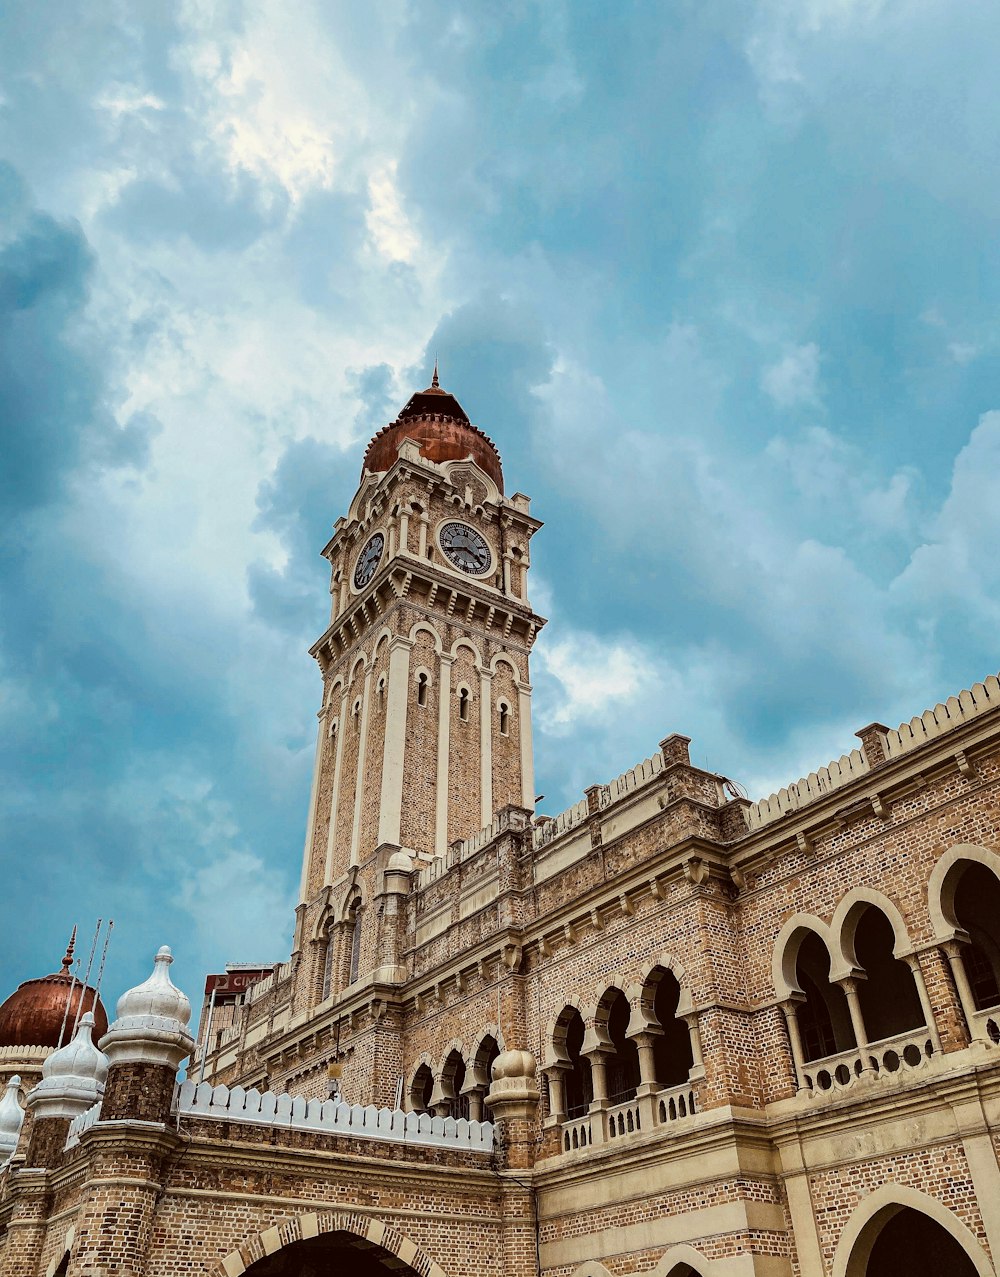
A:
<box><xmin>0</xmin><ymin>937</ymin><xmax>108</xmax><ymax>1050</ymax></box>
<box><xmin>362</xmin><ymin>370</ymin><xmax>503</xmax><ymax>493</ymax></box>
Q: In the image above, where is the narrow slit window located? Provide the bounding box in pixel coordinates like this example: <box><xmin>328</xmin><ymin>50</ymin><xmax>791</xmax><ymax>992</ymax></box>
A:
<box><xmin>459</xmin><ymin>687</ymin><xmax>470</xmax><ymax>722</ymax></box>
<box><xmin>417</xmin><ymin>673</ymin><xmax>428</xmax><ymax>707</ymax></box>
<box><xmin>499</xmin><ymin>703</ymin><xmax>509</xmax><ymax>736</ymax></box>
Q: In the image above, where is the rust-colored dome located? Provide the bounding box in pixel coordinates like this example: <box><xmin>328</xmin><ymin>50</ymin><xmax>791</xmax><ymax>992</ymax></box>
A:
<box><xmin>0</xmin><ymin>936</ymin><xmax>108</xmax><ymax>1050</ymax></box>
<box><xmin>362</xmin><ymin>369</ymin><xmax>503</xmax><ymax>493</ymax></box>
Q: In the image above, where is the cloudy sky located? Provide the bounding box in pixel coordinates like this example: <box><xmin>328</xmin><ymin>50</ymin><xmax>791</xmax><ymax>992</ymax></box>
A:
<box><xmin>2</xmin><ymin>0</ymin><xmax>999</xmax><ymax>1005</ymax></box>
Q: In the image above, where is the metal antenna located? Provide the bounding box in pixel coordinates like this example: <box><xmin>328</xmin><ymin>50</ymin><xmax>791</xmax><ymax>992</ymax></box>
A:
<box><xmin>92</xmin><ymin>919</ymin><xmax>113</xmax><ymax>1006</ymax></box>
<box><xmin>56</xmin><ymin>927</ymin><xmax>79</xmax><ymax>1050</ymax></box>
<box><xmin>71</xmin><ymin>919</ymin><xmax>102</xmax><ymax>1039</ymax></box>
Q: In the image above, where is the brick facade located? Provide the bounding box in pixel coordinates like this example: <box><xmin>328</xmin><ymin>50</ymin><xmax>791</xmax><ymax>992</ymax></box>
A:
<box><xmin>4</xmin><ymin>385</ymin><xmax>1000</xmax><ymax>1275</ymax></box>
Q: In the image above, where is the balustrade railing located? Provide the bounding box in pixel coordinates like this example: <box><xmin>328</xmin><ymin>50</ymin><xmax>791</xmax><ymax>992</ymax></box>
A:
<box><xmin>801</xmin><ymin>1027</ymin><xmax>935</xmax><ymax>1095</ymax></box>
<box><xmin>64</xmin><ymin>1102</ymin><xmax>101</xmax><ymax>1150</ymax></box>
<box><xmin>656</xmin><ymin>1081</ymin><xmax>697</xmax><ymax>1124</ymax></box>
<box><xmin>561</xmin><ymin>1112</ymin><xmax>593</xmax><ymax>1153</ymax></box>
<box><xmin>606</xmin><ymin>1096</ymin><xmax>642</xmax><ymax>1139</ymax></box>
<box><xmin>968</xmin><ymin>1005</ymin><xmax>1000</xmax><ymax>1047</ymax></box>
<box><xmin>174</xmin><ymin>1080</ymin><xmax>493</xmax><ymax>1153</ymax></box>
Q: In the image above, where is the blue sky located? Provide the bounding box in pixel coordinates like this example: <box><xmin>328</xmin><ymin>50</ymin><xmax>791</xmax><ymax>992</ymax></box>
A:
<box><xmin>2</xmin><ymin>0</ymin><xmax>1000</xmax><ymax>1006</ymax></box>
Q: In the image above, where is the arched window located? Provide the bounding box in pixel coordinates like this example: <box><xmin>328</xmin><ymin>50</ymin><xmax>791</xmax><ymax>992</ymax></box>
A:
<box><xmin>558</xmin><ymin>1009</ymin><xmax>593</xmax><ymax>1118</ymax></box>
<box><xmin>321</xmin><ymin>921</ymin><xmax>336</xmax><ymax>1001</ymax></box>
<box><xmin>376</xmin><ymin>676</ymin><xmax>386</xmax><ymax>707</ymax></box>
<box><xmin>498</xmin><ymin>701</ymin><xmax>510</xmax><ymax>736</ymax></box>
<box><xmin>650</xmin><ymin>970</ymin><xmax>694</xmax><ymax>1087</ymax></box>
<box><xmin>795</xmin><ymin>932</ymin><xmax>855</xmax><ymax>1062</ymax></box>
<box><xmin>416</xmin><ymin>672</ymin><xmax>428</xmax><ymax>707</ymax></box>
<box><xmin>853</xmin><ymin>908</ymin><xmax>925</xmax><ymax>1042</ymax></box>
<box><xmin>410</xmin><ymin>1063</ymin><xmax>434</xmax><ymax>1115</ymax></box>
<box><xmin>346</xmin><ymin>897</ymin><xmax>362</xmax><ymax>986</ymax></box>
<box><xmin>475</xmin><ymin>1034</ymin><xmax>501</xmax><ymax>1092</ymax></box>
<box><xmin>952</xmin><ymin>862</ymin><xmax>1000</xmax><ymax>1009</ymax></box>
<box><xmin>603</xmin><ymin>990</ymin><xmax>641</xmax><ymax>1104</ymax></box>
<box><xmin>458</xmin><ymin>687</ymin><xmax>470</xmax><ymax>722</ymax></box>
<box><xmin>441</xmin><ymin>1049</ymin><xmax>469</xmax><ymax>1120</ymax></box>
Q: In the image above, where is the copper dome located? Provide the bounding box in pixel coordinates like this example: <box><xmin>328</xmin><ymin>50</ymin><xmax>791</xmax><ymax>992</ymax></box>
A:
<box><xmin>0</xmin><ymin>936</ymin><xmax>108</xmax><ymax>1050</ymax></box>
<box><xmin>362</xmin><ymin>368</ymin><xmax>503</xmax><ymax>493</ymax></box>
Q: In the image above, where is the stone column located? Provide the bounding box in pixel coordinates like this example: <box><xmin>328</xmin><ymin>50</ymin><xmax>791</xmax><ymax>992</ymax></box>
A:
<box><xmin>435</xmin><ymin>654</ymin><xmax>454</xmax><ymax>855</ymax></box>
<box><xmin>323</xmin><ymin>690</ymin><xmax>349</xmax><ymax>884</ymax></box>
<box><xmin>628</xmin><ymin>1029</ymin><xmax>660</xmax><ymax>1130</ymax></box>
<box><xmin>516</xmin><ymin>679</ymin><xmax>535</xmax><ymax>810</ymax></box>
<box><xmin>349</xmin><ymin>665</ymin><xmax>374</xmax><ymax>866</ymax></box>
<box><xmin>479</xmin><ymin>665</ymin><xmax>494</xmax><ymax>826</ymax></box>
<box><xmin>903</xmin><ymin>952</ymin><xmax>942</xmax><ymax>1051</ymax></box>
<box><xmin>780</xmin><ymin>999</ymin><xmax>810</xmax><ymax>1094</ymax></box>
<box><xmin>836</xmin><ymin>976</ymin><xmax>870</xmax><ymax>1056</ymax></box>
<box><xmin>377</xmin><ymin>637</ymin><xmax>414</xmax><ymax>846</ymax></box>
<box><xmin>373</xmin><ymin>851</ymin><xmax>413</xmax><ymax>984</ymax></box>
<box><xmin>297</xmin><ymin>711</ymin><xmax>327</xmax><ymax>906</ymax></box>
<box><xmin>942</xmin><ymin>941</ymin><xmax>981</xmax><ymax>1042</ymax></box>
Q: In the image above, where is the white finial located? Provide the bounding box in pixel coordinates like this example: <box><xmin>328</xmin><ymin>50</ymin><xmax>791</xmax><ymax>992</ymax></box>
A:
<box><xmin>0</xmin><ymin>1076</ymin><xmax>25</xmax><ymax>1163</ymax></box>
<box><xmin>99</xmin><ymin>945</ymin><xmax>195</xmax><ymax>1071</ymax></box>
<box><xmin>26</xmin><ymin>1014</ymin><xmax>109</xmax><ymax>1122</ymax></box>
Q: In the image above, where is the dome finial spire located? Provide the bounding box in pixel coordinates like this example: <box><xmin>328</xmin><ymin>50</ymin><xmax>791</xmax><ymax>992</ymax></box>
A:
<box><xmin>61</xmin><ymin>927</ymin><xmax>77</xmax><ymax>974</ymax></box>
<box><xmin>431</xmin><ymin>357</ymin><xmax>440</xmax><ymax>389</ymax></box>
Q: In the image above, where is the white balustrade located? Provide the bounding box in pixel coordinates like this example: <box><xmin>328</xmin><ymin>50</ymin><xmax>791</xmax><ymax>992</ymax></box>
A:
<box><xmin>967</xmin><ymin>1005</ymin><xmax>1000</xmax><ymax>1047</ymax></box>
<box><xmin>605</xmin><ymin>1096</ymin><xmax>642</xmax><ymax>1140</ymax></box>
<box><xmin>174</xmin><ymin>1080</ymin><xmax>493</xmax><ymax>1154</ymax></box>
<box><xmin>560</xmin><ymin>1112</ymin><xmax>593</xmax><ymax>1153</ymax></box>
<box><xmin>64</xmin><ymin>1101</ymin><xmax>101</xmax><ymax>1150</ymax></box>
<box><xmin>656</xmin><ymin>1082</ymin><xmax>697</xmax><ymax>1124</ymax></box>
<box><xmin>801</xmin><ymin>1028</ymin><xmax>935</xmax><ymax>1095</ymax></box>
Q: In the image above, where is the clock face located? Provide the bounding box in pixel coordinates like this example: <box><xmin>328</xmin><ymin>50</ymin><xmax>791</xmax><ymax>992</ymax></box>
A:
<box><xmin>353</xmin><ymin>532</ymin><xmax>385</xmax><ymax>589</ymax></box>
<box><xmin>440</xmin><ymin>522</ymin><xmax>492</xmax><ymax>576</ymax></box>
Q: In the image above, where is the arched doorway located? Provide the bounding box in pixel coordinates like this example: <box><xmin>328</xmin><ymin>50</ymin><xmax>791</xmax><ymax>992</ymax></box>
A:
<box><xmin>863</xmin><ymin>1207</ymin><xmax>978</xmax><ymax>1276</ymax></box>
<box><xmin>242</xmin><ymin>1230</ymin><xmax>422</xmax><ymax>1275</ymax></box>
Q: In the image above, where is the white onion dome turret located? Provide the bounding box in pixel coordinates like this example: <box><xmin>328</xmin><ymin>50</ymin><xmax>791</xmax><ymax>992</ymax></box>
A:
<box><xmin>0</xmin><ymin>1076</ymin><xmax>25</xmax><ymax>1162</ymax></box>
<box><xmin>99</xmin><ymin>946</ymin><xmax>194</xmax><ymax>1070</ymax></box>
<box><xmin>26</xmin><ymin>1014</ymin><xmax>109</xmax><ymax>1121</ymax></box>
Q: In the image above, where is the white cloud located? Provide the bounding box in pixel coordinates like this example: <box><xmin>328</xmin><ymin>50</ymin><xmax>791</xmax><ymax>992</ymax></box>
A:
<box><xmin>761</xmin><ymin>342</ymin><xmax>821</xmax><ymax>409</ymax></box>
<box><xmin>535</xmin><ymin>631</ymin><xmax>649</xmax><ymax>734</ymax></box>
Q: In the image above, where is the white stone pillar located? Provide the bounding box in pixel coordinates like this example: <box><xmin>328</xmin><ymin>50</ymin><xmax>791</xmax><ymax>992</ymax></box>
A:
<box><xmin>324</xmin><ymin>691</ymin><xmax>349</xmax><ymax>884</ymax></box>
<box><xmin>398</xmin><ymin>509</ymin><xmax>410</xmax><ymax>555</ymax></box>
<box><xmin>350</xmin><ymin>667</ymin><xmax>374</xmax><ymax>866</ymax></box>
<box><xmin>378</xmin><ymin>638</ymin><xmax>413</xmax><ymax>846</ymax></box>
<box><xmin>298</xmin><ymin>711</ymin><xmax>327</xmax><ymax>904</ymax></box>
<box><xmin>516</xmin><ymin>679</ymin><xmax>535</xmax><ymax>810</ymax></box>
<box><xmin>479</xmin><ymin>666</ymin><xmax>494</xmax><ymax>827</ymax></box>
<box><xmin>903</xmin><ymin>952</ymin><xmax>942</xmax><ymax>1051</ymax></box>
<box><xmin>435</xmin><ymin>655</ymin><xmax>454</xmax><ymax>856</ymax></box>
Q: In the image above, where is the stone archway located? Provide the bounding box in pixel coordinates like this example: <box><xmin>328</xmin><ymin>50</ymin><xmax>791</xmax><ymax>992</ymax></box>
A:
<box><xmin>833</xmin><ymin>1186</ymin><xmax>995</xmax><ymax>1277</ymax></box>
<box><xmin>242</xmin><ymin>1232</ymin><xmax>420</xmax><ymax>1275</ymax></box>
<box><xmin>213</xmin><ymin>1211</ymin><xmax>448</xmax><ymax>1277</ymax></box>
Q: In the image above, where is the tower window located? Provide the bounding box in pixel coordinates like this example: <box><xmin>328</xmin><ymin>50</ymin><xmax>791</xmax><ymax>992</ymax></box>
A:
<box><xmin>417</xmin><ymin>673</ymin><xmax>429</xmax><ymax>707</ymax></box>
<box><xmin>376</xmin><ymin>676</ymin><xmax>386</xmax><ymax>706</ymax></box>
<box><xmin>499</xmin><ymin>702</ymin><xmax>509</xmax><ymax>736</ymax></box>
<box><xmin>459</xmin><ymin>687</ymin><xmax>470</xmax><ymax>722</ymax></box>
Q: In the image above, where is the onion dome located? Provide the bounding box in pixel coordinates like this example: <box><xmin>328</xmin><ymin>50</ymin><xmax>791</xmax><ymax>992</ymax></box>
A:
<box><xmin>0</xmin><ymin>933</ymin><xmax>108</xmax><ymax>1050</ymax></box>
<box><xmin>362</xmin><ymin>365</ymin><xmax>504</xmax><ymax>493</ymax></box>
<box><xmin>0</xmin><ymin>1076</ymin><xmax>25</xmax><ymax>1162</ymax></box>
<box><xmin>26</xmin><ymin>1013</ymin><xmax>108</xmax><ymax>1121</ymax></box>
<box><xmin>99</xmin><ymin>945</ymin><xmax>194</xmax><ymax>1069</ymax></box>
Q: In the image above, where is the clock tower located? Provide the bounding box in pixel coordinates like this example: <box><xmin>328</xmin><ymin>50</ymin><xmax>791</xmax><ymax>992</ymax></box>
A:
<box><xmin>292</xmin><ymin>369</ymin><xmax>544</xmax><ymax>1008</ymax></box>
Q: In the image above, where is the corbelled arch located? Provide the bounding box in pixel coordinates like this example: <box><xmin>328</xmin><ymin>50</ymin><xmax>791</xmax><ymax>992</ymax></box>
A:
<box><xmin>772</xmin><ymin>913</ymin><xmax>836</xmax><ymax>1000</ymax></box>
<box><xmin>831</xmin><ymin>886</ymin><xmax>915</xmax><ymax>979</ymax></box>
<box><xmin>211</xmin><ymin>1210</ymin><xmax>451</xmax><ymax>1277</ymax></box>
<box><xmin>929</xmin><ymin>842</ymin><xmax>1000</xmax><ymax>942</ymax></box>
<box><xmin>635</xmin><ymin>952</ymin><xmax>695</xmax><ymax>1017</ymax></box>
<box><xmin>831</xmin><ymin>1184</ymin><xmax>996</xmax><ymax>1277</ymax></box>
<box><xmin>544</xmin><ymin>995</ymin><xmax>583</xmax><ymax>1066</ymax></box>
<box><xmin>408</xmin><ymin>620</ymin><xmax>443</xmax><ymax>653</ymax></box>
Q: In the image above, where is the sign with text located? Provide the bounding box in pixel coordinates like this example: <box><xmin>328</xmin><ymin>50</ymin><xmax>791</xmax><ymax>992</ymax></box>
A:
<box><xmin>203</xmin><ymin>969</ymin><xmax>274</xmax><ymax>1003</ymax></box>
